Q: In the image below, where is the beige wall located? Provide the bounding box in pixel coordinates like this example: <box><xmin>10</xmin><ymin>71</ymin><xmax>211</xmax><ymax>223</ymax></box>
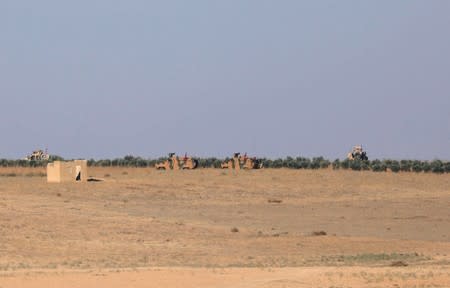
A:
<box><xmin>47</xmin><ymin>161</ymin><xmax>61</xmax><ymax>183</ymax></box>
<box><xmin>47</xmin><ymin>160</ymin><xmax>88</xmax><ymax>183</ymax></box>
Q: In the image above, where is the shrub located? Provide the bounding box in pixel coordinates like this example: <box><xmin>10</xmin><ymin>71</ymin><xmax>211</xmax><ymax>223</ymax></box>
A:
<box><xmin>271</xmin><ymin>158</ymin><xmax>283</xmax><ymax>168</ymax></box>
<box><xmin>422</xmin><ymin>162</ymin><xmax>431</xmax><ymax>172</ymax></box>
<box><xmin>340</xmin><ymin>159</ymin><xmax>350</xmax><ymax>169</ymax></box>
<box><xmin>445</xmin><ymin>161</ymin><xmax>450</xmax><ymax>173</ymax></box>
<box><xmin>296</xmin><ymin>157</ymin><xmax>311</xmax><ymax>169</ymax></box>
<box><xmin>389</xmin><ymin>160</ymin><xmax>400</xmax><ymax>173</ymax></box>
<box><xmin>283</xmin><ymin>157</ymin><xmax>298</xmax><ymax>169</ymax></box>
<box><xmin>430</xmin><ymin>160</ymin><xmax>444</xmax><ymax>174</ymax></box>
<box><xmin>362</xmin><ymin>160</ymin><xmax>370</xmax><ymax>170</ymax></box>
<box><xmin>349</xmin><ymin>160</ymin><xmax>362</xmax><ymax>171</ymax></box>
<box><xmin>411</xmin><ymin>160</ymin><xmax>423</xmax><ymax>173</ymax></box>
<box><xmin>310</xmin><ymin>157</ymin><xmax>322</xmax><ymax>169</ymax></box>
<box><xmin>371</xmin><ymin>160</ymin><xmax>386</xmax><ymax>172</ymax></box>
<box><xmin>261</xmin><ymin>158</ymin><xmax>272</xmax><ymax>168</ymax></box>
<box><xmin>400</xmin><ymin>160</ymin><xmax>412</xmax><ymax>172</ymax></box>
<box><xmin>320</xmin><ymin>159</ymin><xmax>330</xmax><ymax>169</ymax></box>
<box><xmin>332</xmin><ymin>159</ymin><xmax>340</xmax><ymax>170</ymax></box>
<box><xmin>48</xmin><ymin>155</ymin><xmax>64</xmax><ymax>161</ymax></box>
<box><xmin>0</xmin><ymin>155</ymin><xmax>448</xmax><ymax>173</ymax></box>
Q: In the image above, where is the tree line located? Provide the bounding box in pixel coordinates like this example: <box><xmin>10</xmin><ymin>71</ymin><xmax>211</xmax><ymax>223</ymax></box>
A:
<box><xmin>0</xmin><ymin>155</ymin><xmax>449</xmax><ymax>173</ymax></box>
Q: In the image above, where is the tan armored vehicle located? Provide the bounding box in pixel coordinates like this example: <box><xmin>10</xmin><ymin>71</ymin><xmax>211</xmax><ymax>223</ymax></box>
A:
<box><xmin>242</xmin><ymin>156</ymin><xmax>263</xmax><ymax>169</ymax></box>
<box><xmin>347</xmin><ymin>145</ymin><xmax>368</xmax><ymax>161</ymax></box>
<box><xmin>155</xmin><ymin>153</ymin><xmax>198</xmax><ymax>170</ymax></box>
<box><xmin>221</xmin><ymin>153</ymin><xmax>263</xmax><ymax>170</ymax></box>
<box><xmin>221</xmin><ymin>153</ymin><xmax>241</xmax><ymax>170</ymax></box>
<box><xmin>26</xmin><ymin>149</ymin><xmax>49</xmax><ymax>161</ymax></box>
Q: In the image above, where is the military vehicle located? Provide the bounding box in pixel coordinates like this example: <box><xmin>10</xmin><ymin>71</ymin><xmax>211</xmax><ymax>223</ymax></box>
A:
<box><xmin>347</xmin><ymin>145</ymin><xmax>368</xmax><ymax>161</ymax></box>
<box><xmin>221</xmin><ymin>153</ymin><xmax>241</xmax><ymax>170</ymax></box>
<box><xmin>221</xmin><ymin>153</ymin><xmax>263</xmax><ymax>170</ymax></box>
<box><xmin>155</xmin><ymin>153</ymin><xmax>198</xmax><ymax>170</ymax></box>
<box><xmin>25</xmin><ymin>149</ymin><xmax>49</xmax><ymax>161</ymax></box>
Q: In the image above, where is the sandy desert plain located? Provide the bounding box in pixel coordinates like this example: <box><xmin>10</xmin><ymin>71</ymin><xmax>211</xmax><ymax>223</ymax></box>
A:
<box><xmin>0</xmin><ymin>167</ymin><xmax>449</xmax><ymax>287</ymax></box>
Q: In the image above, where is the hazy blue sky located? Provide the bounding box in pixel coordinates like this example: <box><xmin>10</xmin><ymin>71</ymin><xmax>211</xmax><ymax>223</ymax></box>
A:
<box><xmin>1</xmin><ymin>1</ymin><xmax>449</xmax><ymax>160</ymax></box>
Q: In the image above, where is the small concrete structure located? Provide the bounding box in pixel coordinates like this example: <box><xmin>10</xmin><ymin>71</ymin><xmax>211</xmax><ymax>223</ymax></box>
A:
<box><xmin>47</xmin><ymin>160</ymin><xmax>88</xmax><ymax>183</ymax></box>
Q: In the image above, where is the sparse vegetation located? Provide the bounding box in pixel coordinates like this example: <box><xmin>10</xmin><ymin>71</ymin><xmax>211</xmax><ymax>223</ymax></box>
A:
<box><xmin>1</xmin><ymin>168</ymin><xmax>449</xmax><ymax>286</ymax></box>
<box><xmin>312</xmin><ymin>231</ymin><xmax>327</xmax><ymax>236</ymax></box>
<box><xmin>319</xmin><ymin>253</ymin><xmax>428</xmax><ymax>265</ymax></box>
<box><xmin>0</xmin><ymin>155</ymin><xmax>449</xmax><ymax>173</ymax></box>
<box><xmin>0</xmin><ymin>172</ymin><xmax>17</xmax><ymax>177</ymax></box>
<box><xmin>268</xmin><ymin>199</ymin><xmax>282</xmax><ymax>204</ymax></box>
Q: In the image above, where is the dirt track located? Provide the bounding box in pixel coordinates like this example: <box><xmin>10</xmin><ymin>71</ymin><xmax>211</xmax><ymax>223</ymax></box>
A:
<box><xmin>3</xmin><ymin>267</ymin><xmax>450</xmax><ymax>288</ymax></box>
<box><xmin>0</xmin><ymin>168</ymin><xmax>449</xmax><ymax>287</ymax></box>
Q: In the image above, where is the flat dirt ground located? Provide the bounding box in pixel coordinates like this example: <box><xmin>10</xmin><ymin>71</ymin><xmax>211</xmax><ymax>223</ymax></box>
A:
<box><xmin>0</xmin><ymin>167</ymin><xmax>449</xmax><ymax>287</ymax></box>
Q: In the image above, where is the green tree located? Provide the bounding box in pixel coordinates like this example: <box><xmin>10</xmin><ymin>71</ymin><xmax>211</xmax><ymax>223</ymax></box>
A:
<box><xmin>430</xmin><ymin>160</ymin><xmax>444</xmax><ymax>173</ymax></box>
<box><xmin>371</xmin><ymin>160</ymin><xmax>386</xmax><ymax>172</ymax></box>
<box><xmin>332</xmin><ymin>159</ymin><xmax>340</xmax><ymax>170</ymax></box>
<box><xmin>389</xmin><ymin>160</ymin><xmax>400</xmax><ymax>173</ymax></box>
